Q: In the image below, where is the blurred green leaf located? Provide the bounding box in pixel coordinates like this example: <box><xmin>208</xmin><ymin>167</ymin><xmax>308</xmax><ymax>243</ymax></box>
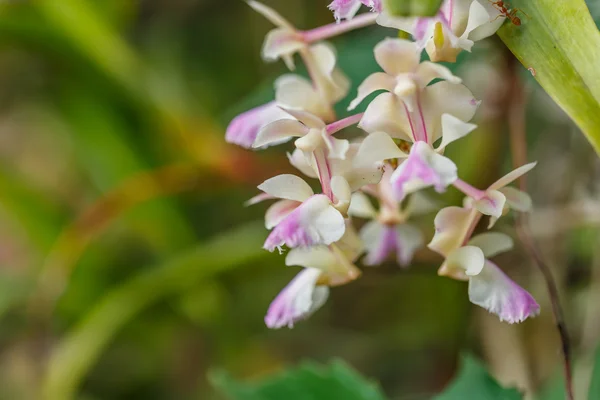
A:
<box><xmin>589</xmin><ymin>346</ymin><xmax>600</xmax><ymax>399</ymax></box>
<box><xmin>497</xmin><ymin>0</ymin><xmax>600</xmax><ymax>154</ymax></box>
<box><xmin>42</xmin><ymin>222</ymin><xmax>269</xmax><ymax>400</ymax></box>
<box><xmin>434</xmin><ymin>355</ymin><xmax>522</xmax><ymax>400</ymax></box>
<box><xmin>210</xmin><ymin>359</ymin><xmax>387</xmax><ymax>400</ymax></box>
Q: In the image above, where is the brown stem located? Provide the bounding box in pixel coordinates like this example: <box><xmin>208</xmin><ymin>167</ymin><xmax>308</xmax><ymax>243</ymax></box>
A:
<box><xmin>505</xmin><ymin>52</ymin><xmax>574</xmax><ymax>400</ymax></box>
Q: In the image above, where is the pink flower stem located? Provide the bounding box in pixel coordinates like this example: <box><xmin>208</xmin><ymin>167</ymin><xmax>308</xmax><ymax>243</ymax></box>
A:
<box><xmin>414</xmin><ymin>90</ymin><xmax>429</xmax><ymax>143</ymax></box>
<box><xmin>326</xmin><ymin>113</ymin><xmax>364</xmax><ymax>135</ymax></box>
<box><xmin>314</xmin><ymin>148</ymin><xmax>333</xmax><ymax>200</ymax></box>
<box><xmin>452</xmin><ymin>178</ymin><xmax>485</xmax><ymax>199</ymax></box>
<box><xmin>301</xmin><ymin>13</ymin><xmax>378</xmax><ymax>43</ymax></box>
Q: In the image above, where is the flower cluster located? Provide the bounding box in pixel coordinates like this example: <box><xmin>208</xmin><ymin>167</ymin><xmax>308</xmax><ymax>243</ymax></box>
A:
<box><xmin>226</xmin><ymin>1</ymin><xmax>539</xmax><ymax>329</ymax></box>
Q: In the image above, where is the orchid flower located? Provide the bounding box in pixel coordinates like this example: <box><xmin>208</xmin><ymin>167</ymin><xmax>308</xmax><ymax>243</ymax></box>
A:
<box><xmin>454</xmin><ymin>162</ymin><xmax>536</xmax><ymax>225</ymax></box>
<box><xmin>328</xmin><ymin>0</ymin><xmax>382</xmax><ymax>22</ymax></box>
<box><xmin>432</xmin><ymin>224</ymin><xmax>540</xmax><ymax>323</ymax></box>
<box><xmin>265</xmin><ymin>225</ymin><xmax>363</xmax><ymax>329</ymax></box>
<box><xmin>348</xmin><ymin>168</ymin><xmax>437</xmax><ymax>267</ymax></box>
<box><xmin>377</xmin><ymin>0</ymin><xmax>504</xmax><ymax>62</ymax></box>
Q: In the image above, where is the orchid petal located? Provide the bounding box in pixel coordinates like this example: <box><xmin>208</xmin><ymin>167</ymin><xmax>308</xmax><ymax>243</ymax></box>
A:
<box><xmin>359</xmin><ymin>93</ymin><xmax>413</xmax><ymax>142</ymax></box>
<box><xmin>348</xmin><ymin>72</ymin><xmax>396</xmax><ymax>111</ymax></box>
<box><xmin>264</xmin><ymin>267</ymin><xmax>328</xmax><ymax>329</ymax></box>
<box><xmin>500</xmin><ymin>187</ymin><xmax>533</xmax><ymax>212</ymax></box>
<box><xmin>466</xmin><ymin>0</ymin><xmax>505</xmax><ymax>42</ymax></box>
<box><xmin>253</xmin><ymin>119</ymin><xmax>308</xmax><ymax>148</ymax></box>
<box><xmin>248</xmin><ymin>0</ymin><xmax>294</xmax><ymax>29</ymax></box>
<box><xmin>439</xmin><ymin>245</ymin><xmax>485</xmax><ymax>280</ymax></box>
<box><xmin>469</xmin><ymin>232</ymin><xmax>514</xmax><ymax>258</ymax></box>
<box><xmin>489</xmin><ymin>162</ymin><xmax>537</xmax><ymax>190</ymax></box>
<box><xmin>258</xmin><ymin>174</ymin><xmax>314</xmax><ymax>202</ymax></box>
<box><xmin>331</xmin><ymin>175</ymin><xmax>352</xmax><ymax>211</ymax></box>
<box><xmin>348</xmin><ymin>191</ymin><xmax>377</xmax><ymax>218</ymax></box>
<box><xmin>287</xmin><ymin>149</ymin><xmax>318</xmax><ymax>178</ymax></box>
<box><xmin>428</xmin><ymin>206</ymin><xmax>473</xmax><ymax>257</ymax></box>
<box><xmin>265</xmin><ymin>199</ymin><xmax>301</xmax><ymax>229</ymax></box>
<box><xmin>437</xmin><ymin>113</ymin><xmax>478</xmax><ymax>150</ymax></box>
<box><xmin>262</xmin><ymin>29</ymin><xmax>305</xmax><ymax>66</ymax></box>
<box><xmin>226</xmin><ymin>102</ymin><xmax>292</xmax><ymax>149</ymax></box>
<box><xmin>415</xmin><ymin>61</ymin><xmax>461</xmax><ymax>88</ymax></box>
<box><xmin>374</xmin><ymin>38</ymin><xmax>420</xmax><ymax>76</ymax></box>
<box><xmin>275</xmin><ymin>75</ymin><xmax>329</xmax><ymax>120</ymax></box>
<box><xmin>473</xmin><ymin>189</ymin><xmax>506</xmax><ymax>218</ymax></box>
<box><xmin>469</xmin><ymin>261</ymin><xmax>540</xmax><ymax>324</ymax></box>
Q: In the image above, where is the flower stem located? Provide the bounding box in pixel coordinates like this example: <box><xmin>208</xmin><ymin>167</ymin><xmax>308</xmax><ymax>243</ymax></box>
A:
<box><xmin>452</xmin><ymin>178</ymin><xmax>485</xmax><ymax>199</ymax></box>
<box><xmin>314</xmin><ymin>148</ymin><xmax>333</xmax><ymax>200</ymax></box>
<box><xmin>505</xmin><ymin>51</ymin><xmax>574</xmax><ymax>400</ymax></box>
<box><xmin>326</xmin><ymin>113</ymin><xmax>364</xmax><ymax>135</ymax></box>
<box><xmin>301</xmin><ymin>13</ymin><xmax>378</xmax><ymax>43</ymax></box>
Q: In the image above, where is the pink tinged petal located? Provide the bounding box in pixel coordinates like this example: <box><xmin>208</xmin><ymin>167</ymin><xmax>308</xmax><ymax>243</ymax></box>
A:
<box><xmin>390</xmin><ymin>141</ymin><xmax>457</xmax><ymax>202</ymax></box>
<box><xmin>287</xmin><ymin>149</ymin><xmax>318</xmax><ymax>179</ymax></box>
<box><xmin>245</xmin><ymin>193</ymin><xmax>276</xmax><ymax>206</ymax></box>
<box><xmin>464</xmin><ymin>0</ymin><xmax>505</xmax><ymax>42</ymax></box>
<box><xmin>348</xmin><ymin>72</ymin><xmax>396</xmax><ymax>111</ymax></box>
<box><xmin>359</xmin><ymin>93</ymin><xmax>413</xmax><ymax>142</ymax></box>
<box><xmin>248</xmin><ymin>1</ymin><xmax>294</xmax><ymax>29</ymax></box>
<box><xmin>264</xmin><ymin>195</ymin><xmax>345</xmax><ymax>252</ymax></box>
<box><xmin>265</xmin><ymin>199</ymin><xmax>301</xmax><ymax>229</ymax></box>
<box><xmin>468</xmin><ymin>232</ymin><xmax>514</xmax><ymax>258</ymax></box>
<box><xmin>226</xmin><ymin>102</ymin><xmax>292</xmax><ymax>149</ymax></box>
<box><xmin>439</xmin><ymin>245</ymin><xmax>485</xmax><ymax>280</ymax></box>
<box><xmin>328</xmin><ymin>0</ymin><xmax>363</xmax><ymax>21</ymax></box>
<box><xmin>428</xmin><ymin>206</ymin><xmax>473</xmax><ymax>257</ymax></box>
<box><xmin>415</xmin><ymin>61</ymin><xmax>461</xmax><ymax>88</ymax></box>
<box><xmin>258</xmin><ymin>174</ymin><xmax>314</xmax><ymax>202</ymax></box>
<box><xmin>437</xmin><ymin>113</ymin><xmax>478</xmax><ymax>150</ymax></box>
<box><xmin>374</xmin><ymin>38</ymin><xmax>420</xmax><ymax>76</ymax></box>
<box><xmin>348</xmin><ymin>192</ymin><xmax>377</xmax><ymax>218</ymax></box>
<box><xmin>362</xmin><ymin>221</ymin><xmax>423</xmax><ymax>267</ymax></box>
<box><xmin>489</xmin><ymin>162</ymin><xmax>538</xmax><ymax>190</ymax></box>
<box><xmin>473</xmin><ymin>189</ymin><xmax>506</xmax><ymax>218</ymax></box>
<box><xmin>253</xmin><ymin>118</ymin><xmax>308</xmax><ymax>149</ymax></box>
<box><xmin>500</xmin><ymin>187</ymin><xmax>533</xmax><ymax>212</ymax></box>
<box><xmin>264</xmin><ymin>267</ymin><xmax>329</xmax><ymax>329</ymax></box>
<box><xmin>468</xmin><ymin>260</ymin><xmax>540</xmax><ymax>324</ymax></box>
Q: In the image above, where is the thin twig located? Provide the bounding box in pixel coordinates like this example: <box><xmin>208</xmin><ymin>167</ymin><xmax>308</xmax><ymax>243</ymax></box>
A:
<box><xmin>505</xmin><ymin>53</ymin><xmax>574</xmax><ymax>400</ymax></box>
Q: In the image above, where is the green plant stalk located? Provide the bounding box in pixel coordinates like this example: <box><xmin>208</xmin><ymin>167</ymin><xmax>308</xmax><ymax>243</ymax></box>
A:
<box><xmin>497</xmin><ymin>0</ymin><xmax>600</xmax><ymax>155</ymax></box>
<box><xmin>42</xmin><ymin>222</ymin><xmax>269</xmax><ymax>400</ymax></box>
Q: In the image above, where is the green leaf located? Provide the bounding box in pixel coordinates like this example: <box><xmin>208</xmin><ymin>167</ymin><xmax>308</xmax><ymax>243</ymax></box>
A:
<box><xmin>210</xmin><ymin>359</ymin><xmax>387</xmax><ymax>400</ymax></box>
<box><xmin>434</xmin><ymin>355</ymin><xmax>522</xmax><ymax>400</ymax></box>
<box><xmin>589</xmin><ymin>345</ymin><xmax>600</xmax><ymax>398</ymax></box>
<box><xmin>42</xmin><ymin>223</ymin><xmax>269</xmax><ymax>400</ymax></box>
<box><xmin>497</xmin><ymin>0</ymin><xmax>600</xmax><ymax>155</ymax></box>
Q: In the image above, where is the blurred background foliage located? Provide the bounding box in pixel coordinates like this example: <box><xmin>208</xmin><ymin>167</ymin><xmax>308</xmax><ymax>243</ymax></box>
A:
<box><xmin>0</xmin><ymin>0</ymin><xmax>598</xmax><ymax>399</ymax></box>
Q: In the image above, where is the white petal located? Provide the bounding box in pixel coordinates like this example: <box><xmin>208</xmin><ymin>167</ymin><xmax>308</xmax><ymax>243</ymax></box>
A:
<box><xmin>262</xmin><ymin>29</ymin><xmax>305</xmax><ymax>64</ymax></box>
<box><xmin>374</xmin><ymin>38</ymin><xmax>420</xmax><ymax>76</ymax></box>
<box><xmin>286</xmin><ymin>246</ymin><xmax>337</xmax><ymax>270</ymax></box>
<box><xmin>281</xmin><ymin>108</ymin><xmax>326</xmax><ymax>129</ymax></box>
<box><xmin>428</xmin><ymin>206</ymin><xmax>474</xmax><ymax>257</ymax></box>
<box><xmin>265</xmin><ymin>199</ymin><xmax>301</xmax><ymax>229</ymax></box>
<box><xmin>309</xmin><ymin>43</ymin><xmax>350</xmax><ymax>104</ymax></box>
<box><xmin>336</xmin><ymin>220</ymin><xmax>365</xmax><ymax>262</ymax></box>
<box><xmin>395</xmin><ymin>223</ymin><xmax>424</xmax><ymax>267</ymax></box>
<box><xmin>468</xmin><ymin>232</ymin><xmax>514</xmax><ymax>258</ymax></box>
<box><xmin>359</xmin><ymin>93</ymin><xmax>413</xmax><ymax>142</ymax></box>
<box><xmin>489</xmin><ymin>162</ymin><xmax>538</xmax><ymax>190</ymax></box>
<box><xmin>275</xmin><ymin>75</ymin><xmax>328</xmax><ymax>119</ymax></box>
<box><xmin>376</xmin><ymin>13</ymin><xmax>419</xmax><ymax>34</ymax></box>
<box><xmin>437</xmin><ymin>113</ymin><xmax>478</xmax><ymax>150</ymax></box>
<box><xmin>254</xmin><ymin>118</ymin><xmax>308</xmax><ymax>148</ymax></box>
<box><xmin>287</xmin><ymin>149</ymin><xmax>318</xmax><ymax>179</ymax></box>
<box><xmin>422</xmin><ymin>81</ymin><xmax>479</xmax><ymax>144</ymax></box>
<box><xmin>331</xmin><ymin>175</ymin><xmax>352</xmax><ymax>210</ymax></box>
<box><xmin>248</xmin><ymin>1</ymin><xmax>294</xmax><ymax>29</ymax></box>
<box><xmin>467</xmin><ymin>1</ymin><xmax>505</xmax><ymax>42</ymax></box>
<box><xmin>500</xmin><ymin>187</ymin><xmax>533</xmax><ymax>212</ymax></box>
<box><xmin>353</xmin><ymin>131</ymin><xmax>407</xmax><ymax>168</ymax></box>
<box><xmin>404</xmin><ymin>192</ymin><xmax>440</xmax><ymax>216</ymax></box>
<box><xmin>348</xmin><ymin>72</ymin><xmax>396</xmax><ymax>111</ymax></box>
<box><xmin>321</xmin><ymin>132</ymin><xmax>350</xmax><ymax>160</ymax></box>
<box><xmin>415</xmin><ymin>61</ymin><xmax>461</xmax><ymax>88</ymax></box>
<box><xmin>348</xmin><ymin>191</ymin><xmax>377</xmax><ymax>218</ymax></box>
<box><xmin>468</xmin><ymin>260</ymin><xmax>540</xmax><ymax>324</ymax></box>
<box><xmin>245</xmin><ymin>193</ymin><xmax>276</xmax><ymax>206</ymax></box>
<box><xmin>473</xmin><ymin>189</ymin><xmax>506</xmax><ymax>218</ymax></box>
<box><xmin>440</xmin><ymin>245</ymin><xmax>485</xmax><ymax>280</ymax></box>
<box><xmin>258</xmin><ymin>174</ymin><xmax>314</xmax><ymax>202</ymax></box>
